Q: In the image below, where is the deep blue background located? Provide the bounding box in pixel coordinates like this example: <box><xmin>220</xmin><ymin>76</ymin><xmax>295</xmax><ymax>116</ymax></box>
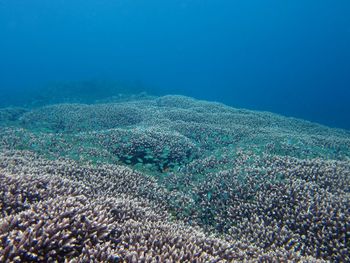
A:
<box><xmin>0</xmin><ymin>0</ymin><xmax>349</xmax><ymax>129</ymax></box>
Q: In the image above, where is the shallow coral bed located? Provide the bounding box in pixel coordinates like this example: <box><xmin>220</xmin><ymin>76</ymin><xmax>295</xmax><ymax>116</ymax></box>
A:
<box><xmin>0</xmin><ymin>95</ymin><xmax>349</xmax><ymax>262</ymax></box>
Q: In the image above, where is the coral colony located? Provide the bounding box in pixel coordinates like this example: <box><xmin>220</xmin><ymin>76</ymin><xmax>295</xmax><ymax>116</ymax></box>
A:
<box><xmin>0</xmin><ymin>95</ymin><xmax>349</xmax><ymax>262</ymax></box>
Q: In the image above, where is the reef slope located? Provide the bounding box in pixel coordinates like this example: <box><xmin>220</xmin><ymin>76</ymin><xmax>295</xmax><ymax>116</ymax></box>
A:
<box><xmin>0</xmin><ymin>95</ymin><xmax>349</xmax><ymax>262</ymax></box>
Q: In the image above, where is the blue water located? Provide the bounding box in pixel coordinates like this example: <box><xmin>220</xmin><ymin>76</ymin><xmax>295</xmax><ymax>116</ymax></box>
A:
<box><xmin>0</xmin><ymin>0</ymin><xmax>349</xmax><ymax>129</ymax></box>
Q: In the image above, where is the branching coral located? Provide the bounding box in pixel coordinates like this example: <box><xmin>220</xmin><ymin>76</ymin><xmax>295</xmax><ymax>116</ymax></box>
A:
<box><xmin>0</xmin><ymin>94</ymin><xmax>349</xmax><ymax>261</ymax></box>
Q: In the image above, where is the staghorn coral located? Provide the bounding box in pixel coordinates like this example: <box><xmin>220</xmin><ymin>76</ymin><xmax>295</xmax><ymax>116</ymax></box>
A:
<box><xmin>0</xmin><ymin>151</ymin><xmax>319</xmax><ymax>262</ymax></box>
<box><xmin>0</xmin><ymin>94</ymin><xmax>349</xmax><ymax>261</ymax></box>
<box><xmin>0</xmin><ymin>108</ymin><xmax>27</xmax><ymax>126</ymax></box>
<box><xmin>19</xmin><ymin>103</ymin><xmax>143</xmax><ymax>132</ymax></box>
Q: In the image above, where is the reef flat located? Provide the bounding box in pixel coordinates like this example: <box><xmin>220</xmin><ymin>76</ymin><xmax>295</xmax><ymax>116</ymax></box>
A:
<box><xmin>0</xmin><ymin>95</ymin><xmax>349</xmax><ymax>262</ymax></box>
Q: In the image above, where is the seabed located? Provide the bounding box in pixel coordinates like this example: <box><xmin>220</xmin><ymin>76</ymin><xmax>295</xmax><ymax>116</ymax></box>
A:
<box><xmin>0</xmin><ymin>94</ymin><xmax>349</xmax><ymax>262</ymax></box>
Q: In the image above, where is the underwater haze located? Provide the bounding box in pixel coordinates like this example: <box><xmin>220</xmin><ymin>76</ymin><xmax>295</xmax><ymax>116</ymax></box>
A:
<box><xmin>1</xmin><ymin>1</ymin><xmax>350</xmax><ymax>262</ymax></box>
<box><xmin>1</xmin><ymin>0</ymin><xmax>350</xmax><ymax>129</ymax></box>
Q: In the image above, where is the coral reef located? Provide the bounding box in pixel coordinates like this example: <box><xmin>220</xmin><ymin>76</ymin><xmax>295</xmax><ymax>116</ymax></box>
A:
<box><xmin>1</xmin><ymin>151</ymin><xmax>316</xmax><ymax>262</ymax></box>
<box><xmin>0</xmin><ymin>94</ymin><xmax>349</xmax><ymax>262</ymax></box>
<box><xmin>20</xmin><ymin>103</ymin><xmax>144</xmax><ymax>132</ymax></box>
<box><xmin>0</xmin><ymin>108</ymin><xmax>27</xmax><ymax>125</ymax></box>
